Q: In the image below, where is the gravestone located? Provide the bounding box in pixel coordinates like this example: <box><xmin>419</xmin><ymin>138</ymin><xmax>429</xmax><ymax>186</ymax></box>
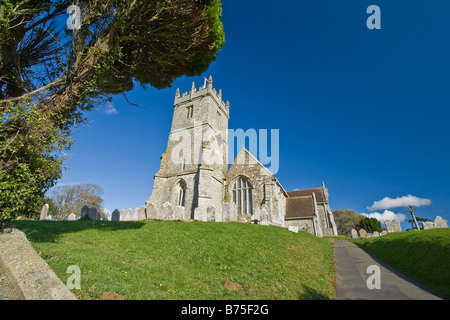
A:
<box><xmin>373</xmin><ymin>231</ymin><xmax>380</xmax><ymax>237</ymax></box>
<box><xmin>434</xmin><ymin>216</ymin><xmax>448</xmax><ymax>229</ymax></box>
<box><xmin>194</xmin><ymin>207</ymin><xmax>202</xmax><ymax>221</ymax></box>
<box><xmin>119</xmin><ymin>209</ymin><xmax>126</xmax><ymax>221</ymax></box>
<box><xmin>349</xmin><ymin>228</ymin><xmax>358</xmax><ymax>238</ymax></box>
<box><xmin>358</xmin><ymin>228</ymin><xmax>367</xmax><ymax>238</ymax></box>
<box><xmin>385</xmin><ymin>220</ymin><xmax>402</xmax><ymax>233</ymax></box>
<box><xmin>81</xmin><ymin>205</ymin><xmax>89</xmax><ymax>219</ymax></box>
<box><xmin>67</xmin><ymin>213</ymin><xmax>76</xmax><ymax>221</ymax></box>
<box><xmin>288</xmin><ymin>225</ymin><xmax>299</xmax><ymax>233</ymax></box>
<box><xmin>422</xmin><ymin>221</ymin><xmax>435</xmax><ymax>230</ymax></box>
<box><xmin>366</xmin><ymin>233</ymin><xmax>373</xmax><ymax>238</ymax></box>
<box><xmin>380</xmin><ymin>231</ymin><xmax>387</xmax><ymax>236</ymax></box>
<box><xmin>40</xmin><ymin>204</ymin><xmax>49</xmax><ymax>221</ymax></box>
<box><xmin>206</xmin><ymin>205</ymin><xmax>215</xmax><ymax>222</ymax></box>
<box><xmin>124</xmin><ymin>208</ymin><xmax>132</xmax><ymax>221</ymax></box>
<box><xmin>111</xmin><ymin>209</ymin><xmax>120</xmax><ymax>221</ymax></box>
<box><xmin>137</xmin><ymin>206</ymin><xmax>147</xmax><ymax>220</ymax></box>
<box><xmin>146</xmin><ymin>203</ymin><xmax>156</xmax><ymax>220</ymax></box>
<box><xmin>161</xmin><ymin>202</ymin><xmax>172</xmax><ymax>220</ymax></box>
<box><xmin>222</xmin><ymin>202</ymin><xmax>236</xmax><ymax>222</ymax></box>
<box><xmin>88</xmin><ymin>207</ymin><xmax>100</xmax><ymax>221</ymax></box>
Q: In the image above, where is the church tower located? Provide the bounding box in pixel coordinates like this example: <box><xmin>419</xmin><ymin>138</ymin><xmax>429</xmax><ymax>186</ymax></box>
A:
<box><xmin>147</xmin><ymin>76</ymin><xmax>230</xmax><ymax>220</ymax></box>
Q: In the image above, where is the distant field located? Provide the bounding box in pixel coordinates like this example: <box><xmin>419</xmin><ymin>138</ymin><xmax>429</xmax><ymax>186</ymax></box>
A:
<box><xmin>14</xmin><ymin>220</ymin><xmax>335</xmax><ymax>300</ymax></box>
<box><xmin>353</xmin><ymin>229</ymin><xmax>450</xmax><ymax>299</ymax></box>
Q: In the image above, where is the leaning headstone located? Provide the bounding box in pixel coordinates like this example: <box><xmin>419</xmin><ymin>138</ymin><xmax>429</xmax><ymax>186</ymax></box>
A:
<box><xmin>288</xmin><ymin>225</ymin><xmax>299</xmax><ymax>233</ymax></box>
<box><xmin>146</xmin><ymin>203</ymin><xmax>156</xmax><ymax>220</ymax></box>
<box><xmin>40</xmin><ymin>204</ymin><xmax>49</xmax><ymax>221</ymax></box>
<box><xmin>67</xmin><ymin>213</ymin><xmax>76</xmax><ymax>221</ymax></box>
<box><xmin>434</xmin><ymin>216</ymin><xmax>448</xmax><ymax>229</ymax></box>
<box><xmin>81</xmin><ymin>205</ymin><xmax>89</xmax><ymax>219</ymax></box>
<box><xmin>111</xmin><ymin>209</ymin><xmax>120</xmax><ymax>221</ymax></box>
<box><xmin>206</xmin><ymin>205</ymin><xmax>216</xmax><ymax>222</ymax></box>
<box><xmin>358</xmin><ymin>228</ymin><xmax>367</xmax><ymax>238</ymax></box>
<box><xmin>385</xmin><ymin>220</ymin><xmax>402</xmax><ymax>233</ymax></box>
<box><xmin>161</xmin><ymin>202</ymin><xmax>172</xmax><ymax>220</ymax></box>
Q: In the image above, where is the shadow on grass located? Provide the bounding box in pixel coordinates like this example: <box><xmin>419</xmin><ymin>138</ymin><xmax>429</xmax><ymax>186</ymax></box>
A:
<box><xmin>12</xmin><ymin>220</ymin><xmax>146</xmax><ymax>243</ymax></box>
<box><xmin>297</xmin><ymin>285</ymin><xmax>331</xmax><ymax>300</ymax></box>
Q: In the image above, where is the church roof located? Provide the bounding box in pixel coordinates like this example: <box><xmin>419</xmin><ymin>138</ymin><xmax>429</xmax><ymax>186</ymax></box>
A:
<box><xmin>285</xmin><ymin>195</ymin><xmax>315</xmax><ymax>219</ymax></box>
<box><xmin>287</xmin><ymin>188</ymin><xmax>326</xmax><ymax>203</ymax></box>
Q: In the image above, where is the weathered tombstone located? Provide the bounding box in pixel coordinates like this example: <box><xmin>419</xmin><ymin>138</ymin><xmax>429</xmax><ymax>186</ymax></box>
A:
<box><xmin>366</xmin><ymin>233</ymin><xmax>373</xmax><ymax>238</ymax></box>
<box><xmin>132</xmin><ymin>207</ymin><xmax>139</xmax><ymax>221</ymax></box>
<box><xmin>67</xmin><ymin>213</ymin><xmax>76</xmax><ymax>221</ymax></box>
<box><xmin>88</xmin><ymin>207</ymin><xmax>100</xmax><ymax>221</ymax></box>
<box><xmin>380</xmin><ymin>231</ymin><xmax>387</xmax><ymax>236</ymax></box>
<box><xmin>137</xmin><ymin>206</ymin><xmax>147</xmax><ymax>220</ymax></box>
<box><xmin>358</xmin><ymin>228</ymin><xmax>367</xmax><ymax>238</ymax></box>
<box><xmin>422</xmin><ymin>221</ymin><xmax>435</xmax><ymax>230</ymax></box>
<box><xmin>206</xmin><ymin>205</ymin><xmax>215</xmax><ymax>222</ymax></box>
<box><xmin>434</xmin><ymin>216</ymin><xmax>448</xmax><ymax>229</ymax></box>
<box><xmin>40</xmin><ymin>204</ymin><xmax>49</xmax><ymax>221</ymax></box>
<box><xmin>146</xmin><ymin>203</ymin><xmax>156</xmax><ymax>220</ymax></box>
<box><xmin>161</xmin><ymin>202</ymin><xmax>172</xmax><ymax>220</ymax></box>
<box><xmin>111</xmin><ymin>209</ymin><xmax>120</xmax><ymax>221</ymax></box>
<box><xmin>119</xmin><ymin>209</ymin><xmax>126</xmax><ymax>221</ymax></box>
<box><xmin>81</xmin><ymin>205</ymin><xmax>89</xmax><ymax>219</ymax></box>
<box><xmin>385</xmin><ymin>220</ymin><xmax>402</xmax><ymax>233</ymax></box>
<box><xmin>373</xmin><ymin>231</ymin><xmax>380</xmax><ymax>237</ymax></box>
<box><xmin>349</xmin><ymin>228</ymin><xmax>359</xmax><ymax>238</ymax></box>
<box><xmin>288</xmin><ymin>225</ymin><xmax>299</xmax><ymax>233</ymax></box>
<box><xmin>124</xmin><ymin>208</ymin><xmax>132</xmax><ymax>221</ymax></box>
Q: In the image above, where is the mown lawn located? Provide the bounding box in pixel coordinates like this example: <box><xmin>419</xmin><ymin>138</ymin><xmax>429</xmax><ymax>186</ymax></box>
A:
<box><xmin>352</xmin><ymin>228</ymin><xmax>450</xmax><ymax>299</ymax></box>
<box><xmin>14</xmin><ymin>220</ymin><xmax>335</xmax><ymax>300</ymax></box>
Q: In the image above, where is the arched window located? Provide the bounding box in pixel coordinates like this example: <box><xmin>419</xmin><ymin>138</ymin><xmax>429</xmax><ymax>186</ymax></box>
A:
<box><xmin>175</xmin><ymin>181</ymin><xmax>186</xmax><ymax>207</ymax></box>
<box><xmin>232</xmin><ymin>177</ymin><xmax>252</xmax><ymax>215</ymax></box>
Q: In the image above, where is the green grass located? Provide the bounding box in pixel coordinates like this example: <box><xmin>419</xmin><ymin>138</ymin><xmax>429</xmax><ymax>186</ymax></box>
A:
<box><xmin>352</xmin><ymin>229</ymin><xmax>450</xmax><ymax>299</ymax></box>
<box><xmin>13</xmin><ymin>220</ymin><xmax>335</xmax><ymax>300</ymax></box>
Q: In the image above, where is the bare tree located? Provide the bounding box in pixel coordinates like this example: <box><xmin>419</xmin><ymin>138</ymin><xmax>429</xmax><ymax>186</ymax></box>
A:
<box><xmin>46</xmin><ymin>183</ymin><xmax>103</xmax><ymax>220</ymax></box>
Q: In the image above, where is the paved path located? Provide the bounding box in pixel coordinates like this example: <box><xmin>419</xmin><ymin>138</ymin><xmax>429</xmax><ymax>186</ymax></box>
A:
<box><xmin>334</xmin><ymin>241</ymin><xmax>443</xmax><ymax>300</ymax></box>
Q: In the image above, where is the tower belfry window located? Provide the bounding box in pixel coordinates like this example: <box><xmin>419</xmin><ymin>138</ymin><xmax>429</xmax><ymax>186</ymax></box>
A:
<box><xmin>187</xmin><ymin>106</ymin><xmax>193</xmax><ymax>119</ymax></box>
<box><xmin>232</xmin><ymin>177</ymin><xmax>252</xmax><ymax>215</ymax></box>
<box><xmin>176</xmin><ymin>181</ymin><xmax>186</xmax><ymax>207</ymax></box>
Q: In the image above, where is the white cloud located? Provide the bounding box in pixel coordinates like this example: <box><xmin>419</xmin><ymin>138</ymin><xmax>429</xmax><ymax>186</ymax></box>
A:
<box><xmin>367</xmin><ymin>194</ymin><xmax>431</xmax><ymax>211</ymax></box>
<box><xmin>103</xmin><ymin>102</ymin><xmax>118</xmax><ymax>115</ymax></box>
<box><xmin>360</xmin><ymin>210</ymin><xmax>407</xmax><ymax>223</ymax></box>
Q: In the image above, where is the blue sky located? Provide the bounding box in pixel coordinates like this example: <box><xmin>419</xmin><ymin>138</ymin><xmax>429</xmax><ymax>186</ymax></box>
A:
<box><xmin>57</xmin><ymin>0</ymin><xmax>450</xmax><ymax>230</ymax></box>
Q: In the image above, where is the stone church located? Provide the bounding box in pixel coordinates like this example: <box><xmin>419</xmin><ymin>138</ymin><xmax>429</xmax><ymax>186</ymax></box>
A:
<box><xmin>146</xmin><ymin>76</ymin><xmax>337</xmax><ymax>237</ymax></box>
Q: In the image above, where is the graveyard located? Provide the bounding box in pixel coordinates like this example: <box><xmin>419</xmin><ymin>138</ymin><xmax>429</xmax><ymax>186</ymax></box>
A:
<box><xmin>12</xmin><ymin>219</ymin><xmax>335</xmax><ymax>300</ymax></box>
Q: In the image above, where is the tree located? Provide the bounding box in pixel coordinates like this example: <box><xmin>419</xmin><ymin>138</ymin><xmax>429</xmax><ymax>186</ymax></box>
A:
<box><xmin>332</xmin><ymin>209</ymin><xmax>365</xmax><ymax>235</ymax></box>
<box><xmin>359</xmin><ymin>217</ymin><xmax>382</xmax><ymax>234</ymax></box>
<box><xmin>0</xmin><ymin>0</ymin><xmax>225</xmax><ymax>228</ymax></box>
<box><xmin>45</xmin><ymin>183</ymin><xmax>103</xmax><ymax>220</ymax></box>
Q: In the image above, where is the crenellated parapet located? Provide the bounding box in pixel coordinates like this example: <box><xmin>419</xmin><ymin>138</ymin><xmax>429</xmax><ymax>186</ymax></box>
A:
<box><xmin>174</xmin><ymin>76</ymin><xmax>230</xmax><ymax>118</ymax></box>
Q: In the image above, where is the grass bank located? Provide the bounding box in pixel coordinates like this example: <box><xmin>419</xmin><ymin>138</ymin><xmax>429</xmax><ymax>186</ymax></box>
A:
<box><xmin>352</xmin><ymin>228</ymin><xmax>450</xmax><ymax>299</ymax></box>
<box><xmin>14</xmin><ymin>220</ymin><xmax>335</xmax><ymax>300</ymax></box>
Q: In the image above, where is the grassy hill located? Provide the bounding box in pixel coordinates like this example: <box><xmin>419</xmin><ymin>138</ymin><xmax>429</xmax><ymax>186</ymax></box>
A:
<box><xmin>353</xmin><ymin>229</ymin><xmax>450</xmax><ymax>299</ymax></box>
<box><xmin>13</xmin><ymin>220</ymin><xmax>335</xmax><ymax>300</ymax></box>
